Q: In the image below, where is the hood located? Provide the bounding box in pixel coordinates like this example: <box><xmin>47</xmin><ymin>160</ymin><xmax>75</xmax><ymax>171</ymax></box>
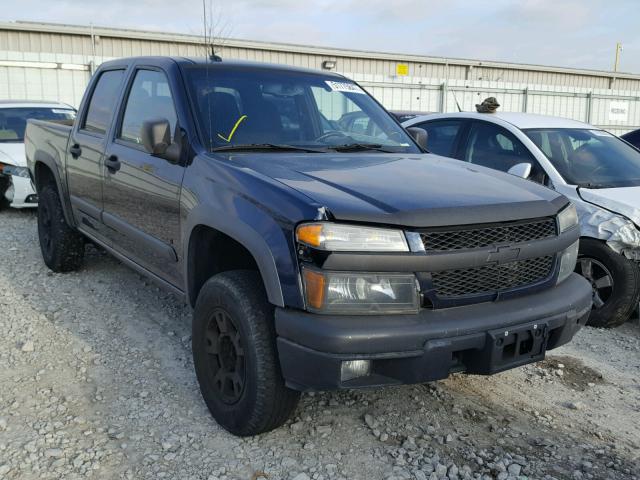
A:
<box><xmin>226</xmin><ymin>153</ymin><xmax>567</xmax><ymax>227</ymax></box>
<box><xmin>579</xmin><ymin>187</ymin><xmax>640</xmax><ymax>227</ymax></box>
<box><xmin>0</xmin><ymin>142</ymin><xmax>26</xmax><ymax>167</ymax></box>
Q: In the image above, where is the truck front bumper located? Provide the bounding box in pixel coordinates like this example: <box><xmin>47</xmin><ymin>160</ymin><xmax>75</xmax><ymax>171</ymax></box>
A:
<box><xmin>275</xmin><ymin>273</ymin><xmax>592</xmax><ymax>391</ymax></box>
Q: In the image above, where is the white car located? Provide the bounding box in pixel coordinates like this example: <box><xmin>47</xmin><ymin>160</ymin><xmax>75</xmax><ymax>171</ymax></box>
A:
<box><xmin>0</xmin><ymin>101</ymin><xmax>76</xmax><ymax>208</ymax></box>
<box><xmin>403</xmin><ymin>112</ymin><xmax>640</xmax><ymax>328</ymax></box>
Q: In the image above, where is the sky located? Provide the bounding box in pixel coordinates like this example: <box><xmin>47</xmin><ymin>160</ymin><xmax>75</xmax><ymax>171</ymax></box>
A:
<box><xmin>1</xmin><ymin>0</ymin><xmax>639</xmax><ymax>73</ymax></box>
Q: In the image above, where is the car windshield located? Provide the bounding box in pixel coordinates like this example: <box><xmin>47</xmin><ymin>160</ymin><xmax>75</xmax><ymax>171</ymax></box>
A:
<box><xmin>183</xmin><ymin>65</ymin><xmax>419</xmax><ymax>154</ymax></box>
<box><xmin>0</xmin><ymin>107</ymin><xmax>76</xmax><ymax>142</ymax></box>
<box><xmin>524</xmin><ymin>128</ymin><xmax>640</xmax><ymax>188</ymax></box>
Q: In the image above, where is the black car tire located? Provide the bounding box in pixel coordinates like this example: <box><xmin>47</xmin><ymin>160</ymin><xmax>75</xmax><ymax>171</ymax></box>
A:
<box><xmin>192</xmin><ymin>270</ymin><xmax>300</xmax><ymax>436</ymax></box>
<box><xmin>37</xmin><ymin>182</ymin><xmax>85</xmax><ymax>272</ymax></box>
<box><xmin>0</xmin><ymin>176</ymin><xmax>10</xmax><ymax>210</ymax></box>
<box><xmin>576</xmin><ymin>238</ymin><xmax>640</xmax><ymax>328</ymax></box>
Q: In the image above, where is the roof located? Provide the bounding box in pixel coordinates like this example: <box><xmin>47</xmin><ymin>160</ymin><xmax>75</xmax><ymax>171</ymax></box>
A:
<box><xmin>406</xmin><ymin>112</ymin><xmax>594</xmax><ymax>130</ymax></box>
<box><xmin>0</xmin><ymin>100</ymin><xmax>74</xmax><ymax>109</ymax></box>
<box><xmin>100</xmin><ymin>56</ymin><xmax>346</xmax><ymax>77</ymax></box>
<box><xmin>2</xmin><ymin>20</ymin><xmax>640</xmax><ymax>81</ymax></box>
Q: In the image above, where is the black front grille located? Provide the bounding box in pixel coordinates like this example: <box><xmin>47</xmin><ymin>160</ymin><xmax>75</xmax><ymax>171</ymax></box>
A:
<box><xmin>421</xmin><ymin>218</ymin><xmax>557</xmax><ymax>252</ymax></box>
<box><xmin>431</xmin><ymin>256</ymin><xmax>555</xmax><ymax>298</ymax></box>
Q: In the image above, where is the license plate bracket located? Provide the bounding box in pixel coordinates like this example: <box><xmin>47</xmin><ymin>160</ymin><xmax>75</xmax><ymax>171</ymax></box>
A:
<box><xmin>464</xmin><ymin>322</ymin><xmax>549</xmax><ymax>375</ymax></box>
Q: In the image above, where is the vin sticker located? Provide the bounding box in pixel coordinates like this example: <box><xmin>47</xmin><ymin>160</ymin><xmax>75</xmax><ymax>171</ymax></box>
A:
<box><xmin>325</xmin><ymin>81</ymin><xmax>365</xmax><ymax>94</ymax></box>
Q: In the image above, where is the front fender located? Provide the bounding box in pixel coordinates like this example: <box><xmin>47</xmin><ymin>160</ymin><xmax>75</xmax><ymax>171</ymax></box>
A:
<box><xmin>183</xmin><ymin>202</ymin><xmax>300</xmax><ymax>308</ymax></box>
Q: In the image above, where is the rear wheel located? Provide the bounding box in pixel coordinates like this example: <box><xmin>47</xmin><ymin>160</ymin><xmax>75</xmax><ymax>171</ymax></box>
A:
<box><xmin>576</xmin><ymin>238</ymin><xmax>640</xmax><ymax>328</ymax></box>
<box><xmin>192</xmin><ymin>270</ymin><xmax>300</xmax><ymax>436</ymax></box>
<box><xmin>37</xmin><ymin>182</ymin><xmax>85</xmax><ymax>272</ymax></box>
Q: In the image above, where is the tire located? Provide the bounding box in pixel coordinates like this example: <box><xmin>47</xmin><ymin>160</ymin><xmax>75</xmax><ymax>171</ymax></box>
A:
<box><xmin>192</xmin><ymin>270</ymin><xmax>300</xmax><ymax>436</ymax></box>
<box><xmin>0</xmin><ymin>176</ymin><xmax>10</xmax><ymax>210</ymax></box>
<box><xmin>575</xmin><ymin>238</ymin><xmax>640</xmax><ymax>328</ymax></box>
<box><xmin>37</xmin><ymin>182</ymin><xmax>85</xmax><ymax>272</ymax></box>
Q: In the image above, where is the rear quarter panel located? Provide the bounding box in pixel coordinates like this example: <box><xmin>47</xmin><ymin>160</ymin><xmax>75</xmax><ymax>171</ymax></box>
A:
<box><xmin>25</xmin><ymin>119</ymin><xmax>74</xmax><ymax>224</ymax></box>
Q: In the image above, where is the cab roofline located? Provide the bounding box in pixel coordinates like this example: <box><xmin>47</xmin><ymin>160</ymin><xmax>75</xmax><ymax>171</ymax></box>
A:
<box><xmin>97</xmin><ymin>55</ymin><xmax>347</xmax><ymax>78</ymax></box>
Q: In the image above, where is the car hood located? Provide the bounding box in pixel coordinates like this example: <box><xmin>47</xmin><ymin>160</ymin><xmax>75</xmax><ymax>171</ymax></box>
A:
<box><xmin>579</xmin><ymin>186</ymin><xmax>640</xmax><ymax>227</ymax></box>
<box><xmin>227</xmin><ymin>153</ymin><xmax>567</xmax><ymax>227</ymax></box>
<box><xmin>0</xmin><ymin>142</ymin><xmax>26</xmax><ymax>167</ymax></box>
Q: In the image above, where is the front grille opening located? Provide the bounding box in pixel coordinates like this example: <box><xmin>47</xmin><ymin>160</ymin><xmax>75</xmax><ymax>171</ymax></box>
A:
<box><xmin>431</xmin><ymin>256</ymin><xmax>554</xmax><ymax>298</ymax></box>
<box><xmin>420</xmin><ymin>218</ymin><xmax>556</xmax><ymax>252</ymax></box>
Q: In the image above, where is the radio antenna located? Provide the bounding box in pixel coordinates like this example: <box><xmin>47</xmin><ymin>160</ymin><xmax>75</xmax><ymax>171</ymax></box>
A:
<box><xmin>451</xmin><ymin>89</ymin><xmax>463</xmax><ymax>112</ymax></box>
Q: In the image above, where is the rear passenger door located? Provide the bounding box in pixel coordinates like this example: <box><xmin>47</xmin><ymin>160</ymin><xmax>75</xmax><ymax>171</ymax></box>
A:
<box><xmin>101</xmin><ymin>67</ymin><xmax>184</xmax><ymax>284</ymax></box>
<box><xmin>411</xmin><ymin>119</ymin><xmax>466</xmax><ymax>158</ymax></box>
<box><xmin>68</xmin><ymin>68</ymin><xmax>126</xmax><ymax>233</ymax></box>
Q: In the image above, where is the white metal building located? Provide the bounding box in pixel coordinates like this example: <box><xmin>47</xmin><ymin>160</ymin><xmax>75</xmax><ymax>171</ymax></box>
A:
<box><xmin>1</xmin><ymin>21</ymin><xmax>640</xmax><ymax>134</ymax></box>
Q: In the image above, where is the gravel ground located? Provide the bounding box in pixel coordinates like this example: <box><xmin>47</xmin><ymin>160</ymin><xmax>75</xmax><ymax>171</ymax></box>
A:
<box><xmin>0</xmin><ymin>208</ymin><xmax>639</xmax><ymax>480</ymax></box>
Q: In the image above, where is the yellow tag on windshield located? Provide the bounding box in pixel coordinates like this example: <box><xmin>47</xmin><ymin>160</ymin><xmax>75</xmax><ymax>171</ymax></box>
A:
<box><xmin>217</xmin><ymin>115</ymin><xmax>248</xmax><ymax>143</ymax></box>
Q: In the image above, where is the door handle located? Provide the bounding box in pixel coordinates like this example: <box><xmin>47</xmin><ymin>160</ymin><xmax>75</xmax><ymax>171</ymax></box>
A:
<box><xmin>69</xmin><ymin>144</ymin><xmax>82</xmax><ymax>158</ymax></box>
<box><xmin>105</xmin><ymin>155</ymin><xmax>121</xmax><ymax>173</ymax></box>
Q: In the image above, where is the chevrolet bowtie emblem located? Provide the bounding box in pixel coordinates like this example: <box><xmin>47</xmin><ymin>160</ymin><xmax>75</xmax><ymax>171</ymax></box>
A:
<box><xmin>487</xmin><ymin>245</ymin><xmax>521</xmax><ymax>264</ymax></box>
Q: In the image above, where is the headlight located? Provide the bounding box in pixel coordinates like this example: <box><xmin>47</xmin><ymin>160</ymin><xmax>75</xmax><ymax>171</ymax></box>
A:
<box><xmin>296</xmin><ymin>222</ymin><xmax>409</xmax><ymax>252</ymax></box>
<box><xmin>557</xmin><ymin>204</ymin><xmax>579</xmax><ymax>233</ymax></box>
<box><xmin>2</xmin><ymin>165</ymin><xmax>30</xmax><ymax>178</ymax></box>
<box><xmin>557</xmin><ymin>240</ymin><xmax>579</xmax><ymax>284</ymax></box>
<box><xmin>302</xmin><ymin>268</ymin><xmax>420</xmax><ymax>314</ymax></box>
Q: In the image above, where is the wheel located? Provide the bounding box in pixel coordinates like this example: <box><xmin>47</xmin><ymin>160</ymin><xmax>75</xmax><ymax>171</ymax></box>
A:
<box><xmin>192</xmin><ymin>270</ymin><xmax>300</xmax><ymax>436</ymax></box>
<box><xmin>37</xmin><ymin>182</ymin><xmax>85</xmax><ymax>272</ymax></box>
<box><xmin>0</xmin><ymin>176</ymin><xmax>10</xmax><ymax>210</ymax></box>
<box><xmin>575</xmin><ymin>238</ymin><xmax>640</xmax><ymax>328</ymax></box>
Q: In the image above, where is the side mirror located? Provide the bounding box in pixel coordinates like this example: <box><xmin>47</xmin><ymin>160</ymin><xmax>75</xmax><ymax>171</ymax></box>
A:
<box><xmin>406</xmin><ymin>127</ymin><xmax>428</xmax><ymax>150</ymax></box>
<box><xmin>141</xmin><ymin>118</ymin><xmax>181</xmax><ymax>164</ymax></box>
<box><xmin>507</xmin><ymin>162</ymin><xmax>532</xmax><ymax>179</ymax></box>
<box><xmin>141</xmin><ymin>118</ymin><xmax>171</xmax><ymax>154</ymax></box>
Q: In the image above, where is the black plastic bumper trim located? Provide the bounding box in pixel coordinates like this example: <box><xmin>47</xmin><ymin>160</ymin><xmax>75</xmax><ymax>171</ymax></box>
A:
<box><xmin>275</xmin><ymin>273</ymin><xmax>592</xmax><ymax>355</ymax></box>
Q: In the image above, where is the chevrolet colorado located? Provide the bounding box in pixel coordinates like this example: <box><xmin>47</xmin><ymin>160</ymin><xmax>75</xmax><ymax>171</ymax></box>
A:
<box><xmin>25</xmin><ymin>56</ymin><xmax>592</xmax><ymax>436</ymax></box>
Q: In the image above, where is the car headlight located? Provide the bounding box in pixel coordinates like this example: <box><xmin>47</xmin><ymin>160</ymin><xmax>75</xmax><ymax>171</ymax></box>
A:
<box><xmin>557</xmin><ymin>240</ymin><xmax>579</xmax><ymax>284</ymax></box>
<box><xmin>296</xmin><ymin>222</ymin><xmax>409</xmax><ymax>252</ymax></box>
<box><xmin>302</xmin><ymin>268</ymin><xmax>420</xmax><ymax>314</ymax></box>
<box><xmin>557</xmin><ymin>204</ymin><xmax>579</xmax><ymax>233</ymax></box>
<box><xmin>2</xmin><ymin>165</ymin><xmax>30</xmax><ymax>178</ymax></box>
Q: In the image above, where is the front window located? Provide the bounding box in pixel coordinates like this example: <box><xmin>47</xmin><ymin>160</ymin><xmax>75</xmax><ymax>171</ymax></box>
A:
<box><xmin>0</xmin><ymin>107</ymin><xmax>76</xmax><ymax>142</ymax></box>
<box><xmin>525</xmin><ymin>128</ymin><xmax>640</xmax><ymax>188</ymax></box>
<box><xmin>183</xmin><ymin>65</ymin><xmax>419</xmax><ymax>153</ymax></box>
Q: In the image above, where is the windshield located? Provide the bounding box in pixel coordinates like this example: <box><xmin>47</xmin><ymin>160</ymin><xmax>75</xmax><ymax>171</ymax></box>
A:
<box><xmin>0</xmin><ymin>107</ymin><xmax>76</xmax><ymax>142</ymax></box>
<box><xmin>183</xmin><ymin>65</ymin><xmax>419</xmax><ymax>153</ymax></box>
<box><xmin>524</xmin><ymin>128</ymin><xmax>640</xmax><ymax>188</ymax></box>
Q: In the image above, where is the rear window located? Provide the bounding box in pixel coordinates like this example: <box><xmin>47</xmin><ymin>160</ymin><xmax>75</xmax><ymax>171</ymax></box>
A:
<box><xmin>83</xmin><ymin>70</ymin><xmax>125</xmax><ymax>135</ymax></box>
<box><xmin>0</xmin><ymin>107</ymin><xmax>76</xmax><ymax>142</ymax></box>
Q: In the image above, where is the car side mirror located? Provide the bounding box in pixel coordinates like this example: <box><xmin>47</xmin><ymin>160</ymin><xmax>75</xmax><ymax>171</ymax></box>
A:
<box><xmin>141</xmin><ymin>118</ymin><xmax>181</xmax><ymax>163</ymax></box>
<box><xmin>407</xmin><ymin>127</ymin><xmax>428</xmax><ymax>150</ymax></box>
<box><xmin>507</xmin><ymin>162</ymin><xmax>532</xmax><ymax>179</ymax></box>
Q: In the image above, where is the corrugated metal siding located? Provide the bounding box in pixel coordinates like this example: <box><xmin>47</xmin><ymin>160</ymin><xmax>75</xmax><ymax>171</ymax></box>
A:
<box><xmin>1</xmin><ymin>23</ymin><xmax>640</xmax><ymax>133</ymax></box>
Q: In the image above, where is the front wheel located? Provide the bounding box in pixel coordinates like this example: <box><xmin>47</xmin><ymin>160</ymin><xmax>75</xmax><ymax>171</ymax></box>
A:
<box><xmin>192</xmin><ymin>270</ymin><xmax>300</xmax><ymax>436</ymax></box>
<box><xmin>575</xmin><ymin>238</ymin><xmax>640</xmax><ymax>328</ymax></box>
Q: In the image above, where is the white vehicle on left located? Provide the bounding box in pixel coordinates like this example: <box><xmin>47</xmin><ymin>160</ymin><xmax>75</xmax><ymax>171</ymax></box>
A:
<box><xmin>0</xmin><ymin>101</ymin><xmax>76</xmax><ymax>208</ymax></box>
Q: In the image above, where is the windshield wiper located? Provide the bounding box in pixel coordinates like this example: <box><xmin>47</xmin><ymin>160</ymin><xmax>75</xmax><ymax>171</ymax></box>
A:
<box><xmin>329</xmin><ymin>143</ymin><xmax>397</xmax><ymax>153</ymax></box>
<box><xmin>211</xmin><ymin>143</ymin><xmax>327</xmax><ymax>153</ymax></box>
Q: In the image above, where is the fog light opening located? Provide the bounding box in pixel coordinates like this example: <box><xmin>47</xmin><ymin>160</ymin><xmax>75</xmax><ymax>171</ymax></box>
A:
<box><xmin>340</xmin><ymin>360</ymin><xmax>371</xmax><ymax>382</ymax></box>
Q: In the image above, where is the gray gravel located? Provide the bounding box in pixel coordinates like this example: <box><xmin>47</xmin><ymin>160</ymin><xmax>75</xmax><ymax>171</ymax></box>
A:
<box><xmin>0</xmin><ymin>209</ymin><xmax>639</xmax><ymax>480</ymax></box>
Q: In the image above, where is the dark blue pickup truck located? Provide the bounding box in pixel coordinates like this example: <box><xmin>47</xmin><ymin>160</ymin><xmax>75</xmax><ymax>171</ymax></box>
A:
<box><xmin>25</xmin><ymin>56</ymin><xmax>592</xmax><ymax>436</ymax></box>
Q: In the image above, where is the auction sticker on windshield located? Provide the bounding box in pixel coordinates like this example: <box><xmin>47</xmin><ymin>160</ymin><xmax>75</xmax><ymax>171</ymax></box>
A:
<box><xmin>325</xmin><ymin>81</ymin><xmax>365</xmax><ymax>94</ymax></box>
